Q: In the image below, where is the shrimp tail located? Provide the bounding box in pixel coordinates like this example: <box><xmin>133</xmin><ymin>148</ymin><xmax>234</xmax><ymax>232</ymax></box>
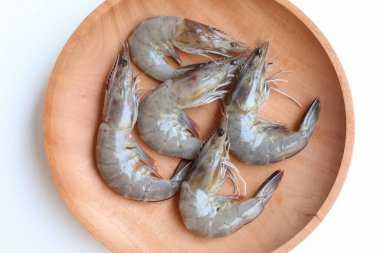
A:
<box><xmin>171</xmin><ymin>159</ymin><xmax>193</xmax><ymax>182</ymax></box>
<box><xmin>299</xmin><ymin>98</ymin><xmax>321</xmax><ymax>137</ymax></box>
<box><xmin>254</xmin><ymin>170</ymin><xmax>284</xmax><ymax>205</ymax></box>
<box><xmin>142</xmin><ymin>159</ymin><xmax>193</xmax><ymax>201</ymax></box>
<box><xmin>167</xmin><ymin>45</ymin><xmax>182</xmax><ymax>65</ymax></box>
<box><xmin>179</xmin><ymin>111</ymin><xmax>199</xmax><ymax>137</ymax></box>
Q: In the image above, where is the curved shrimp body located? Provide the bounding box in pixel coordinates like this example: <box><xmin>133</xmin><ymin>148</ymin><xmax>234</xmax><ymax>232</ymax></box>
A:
<box><xmin>227</xmin><ymin>42</ymin><xmax>321</xmax><ymax>165</ymax></box>
<box><xmin>128</xmin><ymin>16</ymin><xmax>247</xmax><ymax>81</ymax></box>
<box><xmin>137</xmin><ymin>55</ymin><xmax>246</xmax><ymax>159</ymax></box>
<box><xmin>179</xmin><ymin>114</ymin><xmax>284</xmax><ymax>237</ymax></box>
<box><xmin>227</xmin><ymin>99</ymin><xmax>320</xmax><ymax>165</ymax></box>
<box><xmin>96</xmin><ymin>44</ymin><xmax>191</xmax><ymax>201</ymax></box>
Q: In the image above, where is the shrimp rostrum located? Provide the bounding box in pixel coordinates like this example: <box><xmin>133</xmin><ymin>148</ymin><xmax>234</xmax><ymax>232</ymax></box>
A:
<box><xmin>138</xmin><ymin>55</ymin><xmax>247</xmax><ymax>160</ymax></box>
<box><xmin>227</xmin><ymin>41</ymin><xmax>321</xmax><ymax>165</ymax></box>
<box><xmin>179</xmin><ymin>114</ymin><xmax>284</xmax><ymax>237</ymax></box>
<box><xmin>96</xmin><ymin>44</ymin><xmax>191</xmax><ymax>201</ymax></box>
<box><xmin>128</xmin><ymin>16</ymin><xmax>247</xmax><ymax>81</ymax></box>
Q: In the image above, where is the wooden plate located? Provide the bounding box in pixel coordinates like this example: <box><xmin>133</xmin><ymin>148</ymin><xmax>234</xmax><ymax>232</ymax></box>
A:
<box><xmin>43</xmin><ymin>0</ymin><xmax>354</xmax><ymax>252</ymax></box>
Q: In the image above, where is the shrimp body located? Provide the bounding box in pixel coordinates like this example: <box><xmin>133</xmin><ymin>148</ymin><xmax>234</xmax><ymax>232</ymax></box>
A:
<box><xmin>137</xmin><ymin>56</ymin><xmax>246</xmax><ymax>159</ymax></box>
<box><xmin>179</xmin><ymin>114</ymin><xmax>284</xmax><ymax>237</ymax></box>
<box><xmin>128</xmin><ymin>16</ymin><xmax>247</xmax><ymax>81</ymax></box>
<box><xmin>96</xmin><ymin>44</ymin><xmax>191</xmax><ymax>201</ymax></box>
<box><xmin>227</xmin><ymin>99</ymin><xmax>320</xmax><ymax>165</ymax></box>
<box><xmin>227</xmin><ymin>42</ymin><xmax>321</xmax><ymax>165</ymax></box>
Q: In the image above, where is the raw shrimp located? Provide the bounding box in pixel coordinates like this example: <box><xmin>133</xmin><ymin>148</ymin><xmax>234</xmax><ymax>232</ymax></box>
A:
<box><xmin>179</xmin><ymin>113</ymin><xmax>284</xmax><ymax>237</ymax></box>
<box><xmin>227</xmin><ymin>42</ymin><xmax>321</xmax><ymax>165</ymax></box>
<box><xmin>96</xmin><ymin>44</ymin><xmax>191</xmax><ymax>201</ymax></box>
<box><xmin>128</xmin><ymin>16</ymin><xmax>247</xmax><ymax>81</ymax></box>
<box><xmin>137</xmin><ymin>55</ymin><xmax>247</xmax><ymax>160</ymax></box>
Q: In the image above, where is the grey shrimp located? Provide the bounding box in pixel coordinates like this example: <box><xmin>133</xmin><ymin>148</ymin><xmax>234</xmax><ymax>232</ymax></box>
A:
<box><xmin>96</xmin><ymin>43</ymin><xmax>191</xmax><ymax>201</ymax></box>
<box><xmin>128</xmin><ymin>16</ymin><xmax>247</xmax><ymax>81</ymax></box>
<box><xmin>179</xmin><ymin>113</ymin><xmax>284</xmax><ymax>237</ymax></box>
<box><xmin>137</xmin><ymin>55</ymin><xmax>247</xmax><ymax>160</ymax></box>
<box><xmin>227</xmin><ymin>42</ymin><xmax>321</xmax><ymax>165</ymax></box>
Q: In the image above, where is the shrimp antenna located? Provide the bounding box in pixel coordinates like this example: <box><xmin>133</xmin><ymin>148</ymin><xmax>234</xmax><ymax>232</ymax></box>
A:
<box><xmin>137</xmin><ymin>88</ymin><xmax>153</xmax><ymax>101</ymax></box>
<box><xmin>267</xmin><ymin>70</ymin><xmax>293</xmax><ymax>80</ymax></box>
<box><xmin>226</xmin><ymin>171</ymin><xmax>240</xmax><ymax>196</ymax></box>
<box><xmin>221</xmin><ymin>158</ymin><xmax>247</xmax><ymax>196</ymax></box>
<box><xmin>266</xmin><ymin>78</ymin><xmax>289</xmax><ymax>87</ymax></box>
<box><xmin>133</xmin><ymin>73</ymin><xmax>144</xmax><ymax>85</ymax></box>
<box><xmin>199</xmin><ymin>53</ymin><xmax>220</xmax><ymax>65</ymax></box>
<box><xmin>229</xmin><ymin>163</ymin><xmax>247</xmax><ymax>196</ymax></box>
<box><xmin>270</xmin><ymin>87</ymin><xmax>302</xmax><ymax>107</ymax></box>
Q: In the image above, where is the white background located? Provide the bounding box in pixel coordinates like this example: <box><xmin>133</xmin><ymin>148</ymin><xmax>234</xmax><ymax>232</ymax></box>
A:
<box><xmin>0</xmin><ymin>0</ymin><xmax>378</xmax><ymax>252</ymax></box>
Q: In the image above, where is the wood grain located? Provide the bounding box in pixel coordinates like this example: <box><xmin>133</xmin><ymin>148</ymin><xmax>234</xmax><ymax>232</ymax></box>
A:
<box><xmin>43</xmin><ymin>0</ymin><xmax>354</xmax><ymax>252</ymax></box>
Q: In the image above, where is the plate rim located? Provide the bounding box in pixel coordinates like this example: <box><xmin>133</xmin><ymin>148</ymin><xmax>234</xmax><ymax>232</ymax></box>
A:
<box><xmin>271</xmin><ymin>1</ymin><xmax>354</xmax><ymax>251</ymax></box>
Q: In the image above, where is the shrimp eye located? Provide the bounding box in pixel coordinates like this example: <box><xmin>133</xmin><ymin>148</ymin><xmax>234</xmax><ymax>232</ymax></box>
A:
<box><xmin>255</xmin><ymin>47</ymin><xmax>263</xmax><ymax>56</ymax></box>
<box><xmin>230</xmin><ymin>42</ymin><xmax>237</xmax><ymax>47</ymax></box>
<box><xmin>122</xmin><ymin>60</ymin><xmax>128</xmax><ymax>66</ymax></box>
<box><xmin>217</xmin><ymin>128</ymin><xmax>225</xmax><ymax>136</ymax></box>
<box><xmin>230</xmin><ymin>60</ymin><xmax>237</xmax><ymax>65</ymax></box>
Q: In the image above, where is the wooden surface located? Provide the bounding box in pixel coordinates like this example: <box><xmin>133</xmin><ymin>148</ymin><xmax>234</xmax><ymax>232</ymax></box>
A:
<box><xmin>43</xmin><ymin>0</ymin><xmax>354</xmax><ymax>252</ymax></box>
